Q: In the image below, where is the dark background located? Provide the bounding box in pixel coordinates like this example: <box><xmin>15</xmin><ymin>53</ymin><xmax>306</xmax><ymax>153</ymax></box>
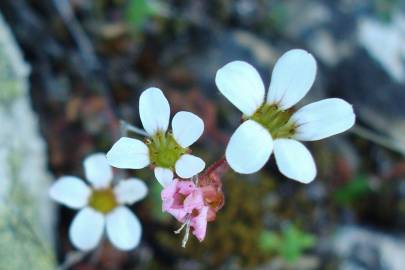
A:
<box><xmin>1</xmin><ymin>0</ymin><xmax>405</xmax><ymax>269</ymax></box>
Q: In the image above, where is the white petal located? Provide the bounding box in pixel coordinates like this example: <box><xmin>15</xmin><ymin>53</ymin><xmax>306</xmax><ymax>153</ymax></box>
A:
<box><xmin>172</xmin><ymin>111</ymin><xmax>204</xmax><ymax>148</ymax></box>
<box><xmin>292</xmin><ymin>98</ymin><xmax>355</xmax><ymax>141</ymax></box>
<box><xmin>83</xmin><ymin>153</ymin><xmax>113</xmax><ymax>189</ymax></box>
<box><xmin>225</xmin><ymin>120</ymin><xmax>273</xmax><ymax>174</ymax></box>
<box><xmin>273</xmin><ymin>139</ymin><xmax>316</xmax><ymax>184</ymax></box>
<box><xmin>114</xmin><ymin>178</ymin><xmax>148</xmax><ymax>204</ymax></box>
<box><xmin>154</xmin><ymin>167</ymin><xmax>174</xmax><ymax>187</ymax></box>
<box><xmin>49</xmin><ymin>176</ymin><xmax>90</xmax><ymax>209</ymax></box>
<box><xmin>267</xmin><ymin>49</ymin><xmax>317</xmax><ymax>109</ymax></box>
<box><xmin>139</xmin><ymin>87</ymin><xmax>170</xmax><ymax>136</ymax></box>
<box><xmin>175</xmin><ymin>154</ymin><xmax>205</xmax><ymax>179</ymax></box>
<box><xmin>69</xmin><ymin>208</ymin><xmax>105</xmax><ymax>251</ymax></box>
<box><xmin>106</xmin><ymin>137</ymin><xmax>150</xmax><ymax>169</ymax></box>
<box><xmin>106</xmin><ymin>206</ymin><xmax>142</xmax><ymax>250</ymax></box>
<box><xmin>215</xmin><ymin>61</ymin><xmax>265</xmax><ymax>116</ymax></box>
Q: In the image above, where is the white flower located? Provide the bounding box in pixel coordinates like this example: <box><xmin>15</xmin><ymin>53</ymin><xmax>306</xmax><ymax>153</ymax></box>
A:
<box><xmin>49</xmin><ymin>153</ymin><xmax>148</xmax><ymax>251</ymax></box>
<box><xmin>107</xmin><ymin>87</ymin><xmax>205</xmax><ymax>187</ymax></box>
<box><xmin>215</xmin><ymin>49</ymin><xmax>356</xmax><ymax>183</ymax></box>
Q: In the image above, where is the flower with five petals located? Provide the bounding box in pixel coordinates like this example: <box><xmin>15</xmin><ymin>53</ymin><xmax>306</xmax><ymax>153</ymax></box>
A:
<box><xmin>107</xmin><ymin>87</ymin><xmax>206</xmax><ymax>187</ymax></box>
<box><xmin>49</xmin><ymin>153</ymin><xmax>148</xmax><ymax>251</ymax></box>
<box><xmin>215</xmin><ymin>49</ymin><xmax>356</xmax><ymax>183</ymax></box>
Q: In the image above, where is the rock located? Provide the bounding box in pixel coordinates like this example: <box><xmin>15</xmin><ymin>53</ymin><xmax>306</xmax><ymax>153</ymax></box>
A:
<box><xmin>0</xmin><ymin>13</ymin><xmax>56</xmax><ymax>270</ymax></box>
<box><xmin>333</xmin><ymin>226</ymin><xmax>405</xmax><ymax>270</ymax></box>
<box><xmin>358</xmin><ymin>13</ymin><xmax>405</xmax><ymax>83</ymax></box>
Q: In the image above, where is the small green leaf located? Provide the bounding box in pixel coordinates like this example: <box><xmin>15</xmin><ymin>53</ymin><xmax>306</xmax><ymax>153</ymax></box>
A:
<box><xmin>281</xmin><ymin>225</ymin><xmax>316</xmax><ymax>263</ymax></box>
<box><xmin>334</xmin><ymin>175</ymin><xmax>371</xmax><ymax>206</ymax></box>
<box><xmin>259</xmin><ymin>230</ymin><xmax>280</xmax><ymax>252</ymax></box>
<box><xmin>300</xmin><ymin>233</ymin><xmax>316</xmax><ymax>248</ymax></box>
<box><xmin>126</xmin><ymin>0</ymin><xmax>154</xmax><ymax>26</ymax></box>
<box><xmin>259</xmin><ymin>225</ymin><xmax>316</xmax><ymax>264</ymax></box>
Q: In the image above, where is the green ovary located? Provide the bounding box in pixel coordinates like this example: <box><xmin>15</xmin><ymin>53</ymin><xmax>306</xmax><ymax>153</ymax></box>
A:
<box><xmin>89</xmin><ymin>188</ymin><xmax>117</xmax><ymax>214</ymax></box>
<box><xmin>250</xmin><ymin>103</ymin><xmax>296</xmax><ymax>139</ymax></box>
<box><xmin>147</xmin><ymin>132</ymin><xmax>187</xmax><ymax>169</ymax></box>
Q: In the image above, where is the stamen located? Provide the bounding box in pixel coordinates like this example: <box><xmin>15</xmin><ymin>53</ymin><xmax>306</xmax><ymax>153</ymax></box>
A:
<box><xmin>147</xmin><ymin>132</ymin><xmax>187</xmax><ymax>168</ymax></box>
<box><xmin>250</xmin><ymin>104</ymin><xmax>296</xmax><ymax>139</ymax></box>
<box><xmin>181</xmin><ymin>223</ymin><xmax>190</xmax><ymax>248</ymax></box>
<box><xmin>174</xmin><ymin>215</ymin><xmax>192</xmax><ymax>248</ymax></box>
<box><xmin>88</xmin><ymin>188</ymin><xmax>117</xmax><ymax>214</ymax></box>
<box><xmin>174</xmin><ymin>221</ymin><xmax>188</xmax><ymax>234</ymax></box>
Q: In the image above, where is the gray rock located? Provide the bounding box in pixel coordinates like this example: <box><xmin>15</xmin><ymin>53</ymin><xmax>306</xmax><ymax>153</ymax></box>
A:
<box><xmin>333</xmin><ymin>226</ymin><xmax>405</xmax><ymax>270</ymax></box>
<box><xmin>0</xmin><ymin>13</ymin><xmax>56</xmax><ymax>270</ymax></box>
<box><xmin>358</xmin><ymin>13</ymin><xmax>405</xmax><ymax>83</ymax></box>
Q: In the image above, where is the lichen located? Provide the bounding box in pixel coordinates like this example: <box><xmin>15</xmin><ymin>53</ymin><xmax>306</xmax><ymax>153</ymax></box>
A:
<box><xmin>0</xmin><ymin>14</ymin><xmax>55</xmax><ymax>269</ymax></box>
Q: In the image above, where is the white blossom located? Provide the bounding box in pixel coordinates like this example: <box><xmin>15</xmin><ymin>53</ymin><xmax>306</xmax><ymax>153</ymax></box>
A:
<box><xmin>107</xmin><ymin>87</ymin><xmax>205</xmax><ymax>186</ymax></box>
<box><xmin>215</xmin><ymin>49</ymin><xmax>355</xmax><ymax>183</ymax></box>
<box><xmin>49</xmin><ymin>153</ymin><xmax>147</xmax><ymax>251</ymax></box>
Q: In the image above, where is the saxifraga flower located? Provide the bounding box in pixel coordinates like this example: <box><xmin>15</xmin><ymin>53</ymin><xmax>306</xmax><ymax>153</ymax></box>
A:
<box><xmin>107</xmin><ymin>87</ymin><xmax>205</xmax><ymax>187</ymax></box>
<box><xmin>215</xmin><ymin>49</ymin><xmax>356</xmax><ymax>183</ymax></box>
<box><xmin>49</xmin><ymin>153</ymin><xmax>148</xmax><ymax>251</ymax></box>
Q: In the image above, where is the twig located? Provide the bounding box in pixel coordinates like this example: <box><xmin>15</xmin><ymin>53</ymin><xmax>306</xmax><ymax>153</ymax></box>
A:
<box><xmin>57</xmin><ymin>251</ymin><xmax>88</xmax><ymax>270</ymax></box>
<box><xmin>51</xmin><ymin>0</ymin><xmax>122</xmax><ymax>140</ymax></box>
<box><xmin>52</xmin><ymin>0</ymin><xmax>98</xmax><ymax>71</ymax></box>
<box><xmin>351</xmin><ymin>125</ymin><xmax>405</xmax><ymax>155</ymax></box>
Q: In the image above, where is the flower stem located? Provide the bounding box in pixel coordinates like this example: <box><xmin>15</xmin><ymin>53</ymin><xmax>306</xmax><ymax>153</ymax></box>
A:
<box><xmin>201</xmin><ymin>156</ymin><xmax>229</xmax><ymax>178</ymax></box>
<box><xmin>56</xmin><ymin>251</ymin><xmax>88</xmax><ymax>270</ymax></box>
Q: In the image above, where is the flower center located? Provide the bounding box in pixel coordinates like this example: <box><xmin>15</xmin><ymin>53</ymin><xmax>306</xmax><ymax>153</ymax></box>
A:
<box><xmin>173</xmin><ymin>193</ymin><xmax>187</xmax><ymax>208</ymax></box>
<box><xmin>249</xmin><ymin>103</ymin><xmax>296</xmax><ymax>139</ymax></box>
<box><xmin>147</xmin><ymin>132</ymin><xmax>187</xmax><ymax>169</ymax></box>
<box><xmin>89</xmin><ymin>188</ymin><xmax>117</xmax><ymax>214</ymax></box>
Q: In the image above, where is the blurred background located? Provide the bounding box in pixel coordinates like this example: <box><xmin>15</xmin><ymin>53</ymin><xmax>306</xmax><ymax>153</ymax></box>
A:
<box><xmin>1</xmin><ymin>0</ymin><xmax>405</xmax><ymax>269</ymax></box>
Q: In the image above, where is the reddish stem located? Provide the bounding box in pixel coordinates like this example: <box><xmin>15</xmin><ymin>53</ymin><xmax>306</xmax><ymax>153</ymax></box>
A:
<box><xmin>201</xmin><ymin>156</ymin><xmax>229</xmax><ymax>179</ymax></box>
